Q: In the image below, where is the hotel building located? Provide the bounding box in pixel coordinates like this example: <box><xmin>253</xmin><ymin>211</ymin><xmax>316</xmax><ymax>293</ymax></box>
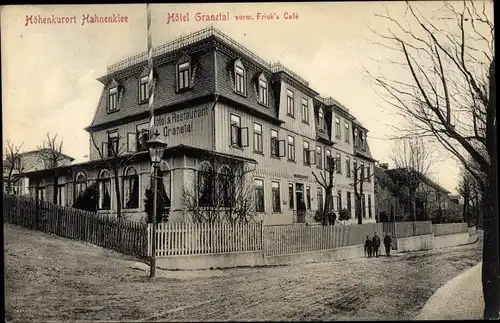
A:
<box><xmin>25</xmin><ymin>26</ymin><xmax>376</xmax><ymax>225</ymax></box>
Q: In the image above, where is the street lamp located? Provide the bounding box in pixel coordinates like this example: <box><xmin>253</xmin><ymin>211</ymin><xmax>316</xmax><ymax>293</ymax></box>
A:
<box><xmin>146</xmin><ymin>130</ymin><xmax>168</xmax><ymax>279</ymax></box>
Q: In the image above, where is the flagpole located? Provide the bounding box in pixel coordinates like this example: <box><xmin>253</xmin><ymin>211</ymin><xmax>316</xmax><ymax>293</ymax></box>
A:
<box><xmin>147</xmin><ymin>3</ymin><xmax>157</xmax><ymax>279</ymax></box>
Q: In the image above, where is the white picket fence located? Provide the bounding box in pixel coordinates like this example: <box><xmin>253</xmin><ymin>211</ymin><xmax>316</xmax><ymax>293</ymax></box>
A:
<box><xmin>148</xmin><ymin>222</ymin><xmax>263</xmax><ymax>257</ymax></box>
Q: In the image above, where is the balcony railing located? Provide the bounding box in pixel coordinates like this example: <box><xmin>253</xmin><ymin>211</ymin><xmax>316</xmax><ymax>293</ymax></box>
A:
<box><xmin>316</xmin><ymin>95</ymin><xmax>349</xmax><ymax>113</ymax></box>
<box><xmin>107</xmin><ymin>26</ymin><xmax>309</xmax><ymax>88</ymax></box>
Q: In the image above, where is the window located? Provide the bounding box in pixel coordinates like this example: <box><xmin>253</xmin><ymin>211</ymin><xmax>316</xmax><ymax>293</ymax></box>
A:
<box><xmin>346</xmin><ymin>156</ymin><xmax>351</xmax><ymax>178</ymax></box>
<box><xmin>255</xmin><ymin>179</ymin><xmax>265</xmax><ymax>212</ymax></box>
<box><xmin>98</xmin><ymin>169</ymin><xmax>111</xmax><ymax>210</ymax></box>
<box><xmin>235</xmin><ymin>60</ymin><xmax>246</xmax><ymax>95</ymax></box>
<box><xmin>317</xmin><ymin>187</ymin><xmax>324</xmax><ymax>211</ymax></box>
<box><xmin>318</xmin><ymin>108</ymin><xmax>324</xmax><ymax>131</ymax></box>
<box><xmin>368</xmin><ymin>194</ymin><xmax>372</xmax><ymax>218</ymax></box>
<box><xmin>326</xmin><ymin>149</ymin><xmax>333</xmax><ymax>171</ymax></box>
<box><xmin>366</xmin><ymin>164</ymin><xmax>371</xmax><ymax>182</ymax></box>
<box><xmin>354</xmin><ymin>128</ymin><xmax>359</xmax><ymax>146</ymax></box>
<box><xmin>337</xmin><ymin>191</ymin><xmax>342</xmax><ymax>211</ymax></box>
<box><xmin>286</xmin><ymin>89</ymin><xmax>294</xmax><ymax>117</ymax></box>
<box><xmin>287</xmin><ymin>135</ymin><xmax>295</xmax><ymax>161</ymax></box>
<box><xmin>57</xmin><ymin>185</ymin><xmax>65</xmax><ymax>206</ymax></box>
<box><xmin>105</xmin><ymin>131</ymin><xmax>119</xmax><ymax>157</ymax></box>
<box><xmin>336</xmin><ymin>153</ymin><xmax>342</xmax><ymax>174</ymax></box>
<box><xmin>123</xmin><ymin>166</ymin><xmax>139</xmax><ymax>209</ymax></box>
<box><xmin>230</xmin><ymin>114</ymin><xmax>248</xmax><ymax>148</ymax></box>
<box><xmin>271</xmin><ymin>130</ymin><xmax>279</xmax><ymax>157</ymax></box>
<box><xmin>288</xmin><ymin>183</ymin><xmax>294</xmax><ymax>209</ymax></box>
<box><xmin>139</xmin><ymin>76</ymin><xmax>149</xmax><ymax>103</ymax></box>
<box><xmin>272</xmin><ymin>181</ymin><xmax>281</xmax><ymax>212</ymax></box>
<box><xmin>316</xmin><ymin>146</ymin><xmax>322</xmax><ymax>169</ymax></box>
<box><xmin>108</xmin><ymin>87</ymin><xmax>118</xmax><ymax>112</ymax></box>
<box><xmin>258</xmin><ymin>74</ymin><xmax>268</xmax><ymax>106</ymax></box>
<box><xmin>74</xmin><ymin>171</ymin><xmax>87</xmax><ymax>200</ymax></box>
<box><xmin>14</xmin><ymin>157</ymin><xmax>21</xmax><ymax>171</ymax></box>
<box><xmin>301</xmin><ymin>98</ymin><xmax>309</xmax><ymax>123</ymax></box>
<box><xmin>347</xmin><ymin>191</ymin><xmax>352</xmax><ymax>213</ymax></box>
<box><xmin>362</xmin><ymin>194</ymin><xmax>366</xmax><ymax>218</ymax></box>
<box><xmin>37</xmin><ymin>186</ymin><xmax>46</xmax><ymax>201</ymax></box>
<box><xmin>303</xmin><ymin>141</ymin><xmax>310</xmax><ymax>165</ymax></box>
<box><xmin>177</xmin><ymin>61</ymin><xmax>190</xmax><ymax>91</ymax></box>
<box><xmin>360</xmin><ymin>131</ymin><xmax>365</xmax><ymax>149</ymax></box>
<box><xmin>345</xmin><ymin>122</ymin><xmax>350</xmax><ymax>143</ymax></box>
<box><xmin>306</xmin><ymin>186</ymin><xmax>311</xmax><ymax>209</ymax></box>
<box><xmin>253</xmin><ymin>123</ymin><xmax>263</xmax><ymax>154</ymax></box>
<box><xmin>360</xmin><ymin>162</ymin><xmax>365</xmax><ymax>182</ymax></box>
<box><xmin>198</xmin><ymin>162</ymin><xmax>215</xmax><ymax>206</ymax></box>
<box><xmin>353</xmin><ymin>159</ymin><xmax>357</xmax><ymax>179</ymax></box>
<box><xmin>335</xmin><ymin>117</ymin><xmax>341</xmax><ymax>139</ymax></box>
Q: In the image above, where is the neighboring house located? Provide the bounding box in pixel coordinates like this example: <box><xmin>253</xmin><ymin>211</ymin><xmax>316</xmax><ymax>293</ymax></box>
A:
<box><xmin>23</xmin><ymin>27</ymin><xmax>376</xmax><ymax>224</ymax></box>
<box><xmin>3</xmin><ymin>149</ymin><xmax>74</xmax><ymax>197</ymax></box>
<box><xmin>374</xmin><ymin>163</ymin><xmax>450</xmax><ymax>222</ymax></box>
<box><xmin>448</xmin><ymin>194</ymin><xmax>463</xmax><ymax>205</ymax></box>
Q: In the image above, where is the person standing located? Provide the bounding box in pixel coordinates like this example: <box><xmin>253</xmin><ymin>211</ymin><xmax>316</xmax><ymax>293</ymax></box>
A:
<box><xmin>372</xmin><ymin>233</ymin><xmax>381</xmax><ymax>257</ymax></box>
<box><xmin>364</xmin><ymin>236</ymin><xmax>373</xmax><ymax>258</ymax></box>
<box><xmin>384</xmin><ymin>233</ymin><xmax>392</xmax><ymax>257</ymax></box>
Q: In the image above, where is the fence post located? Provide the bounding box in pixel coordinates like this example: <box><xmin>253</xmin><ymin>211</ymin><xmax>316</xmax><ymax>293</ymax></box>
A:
<box><xmin>260</xmin><ymin>221</ymin><xmax>264</xmax><ymax>251</ymax></box>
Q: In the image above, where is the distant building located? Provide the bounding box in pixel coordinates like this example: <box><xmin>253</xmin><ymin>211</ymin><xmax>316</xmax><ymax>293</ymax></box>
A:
<box><xmin>3</xmin><ymin>149</ymin><xmax>74</xmax><ymax>196</ymax></box>
<box><xmin>24</xmin><ymin>27</ymin><xmax>377</xmax><ymax>224</ymax></box>
<box><xmin>448</xmin><ymin>194</ymin><xmax>463</xmax><ymax>205</ymax></box>
<box><xmin>374</xmin><ymin>163</ymin><xmax>450</xmax><ymax>222</ymax></box>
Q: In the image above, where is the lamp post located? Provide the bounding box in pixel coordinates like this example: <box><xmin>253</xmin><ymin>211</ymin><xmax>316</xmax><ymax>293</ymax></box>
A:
<box><xmin>146</xmin><ymin>130</ymin><xmax>168</xmax><ymax>279</ymax></box>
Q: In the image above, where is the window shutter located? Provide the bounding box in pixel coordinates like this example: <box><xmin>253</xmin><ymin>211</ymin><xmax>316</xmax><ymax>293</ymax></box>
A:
<box><xmin>127</xmin><ymin>133</ymin><xmax>137</xmax><ymax>152</ymax></box>
<box><xmin>240</xmin><ymin>127</ymin><xmax>249</xmax><ymax>147</ymax></box>
<box><xmin>101</xmin><ymin>142</ymin><xmax>108</xmax><ymax>158</ymax></box>
<box><xmin>278</xmin><ymin>140</ymin><xmax>286</xmax><ymax>157</ymax></box>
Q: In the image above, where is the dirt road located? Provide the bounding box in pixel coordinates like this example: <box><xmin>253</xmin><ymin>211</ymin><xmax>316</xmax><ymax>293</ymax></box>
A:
<box><xmin>4</xmin><ymin>224</ymin><xmax>482</xmax><ymax>321</ymax></box>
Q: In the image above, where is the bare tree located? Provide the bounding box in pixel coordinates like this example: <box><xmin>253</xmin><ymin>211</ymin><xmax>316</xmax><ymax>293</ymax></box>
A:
<box><xmin>311</xmin><ymin>156</ymin><xmax>336</xmax><ymax>225</ymax></box>
<box><xmin>367</xmin><ymin>1</ymin><xmax>497</xmax><ymax>318</ymax></box>
<box><xmin>4</xmin><ymin>140</ymin><xmax>24</xmax><ymax>194</ymax></box>
<box><xmin>90</xmin><ymin>131</ymin><xmax>143</xmax><ymax>219</ymax></box>
<box><xmin>350</xmin><ymin>162</ymin><xmax>375</xmax><ymax>224</ymax></box>
<box><xmin>390</xmin><ymin>137</ymin><xmax>438</xmax><ymax>220</ymax></box>
<box><xmin>37</xmin><ymin>133</ymin><xmax>69</xmax><ymax>204</ymax></box>
<box><xmin>182</xmin><ymin>152</ymin><xmax>257</xmax><ymax>224</ymax></box>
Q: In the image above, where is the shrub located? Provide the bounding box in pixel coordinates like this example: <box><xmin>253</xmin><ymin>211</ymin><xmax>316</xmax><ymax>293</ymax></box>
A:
<box><xmin>338</xmin><ymin>208</ymin><xmax>351</xmax><ymax>222</ymax></box>
<box><xmin>72</xmin><ymin>182</ymin><xmax>98</xmax><ymax>212</ymax></box>
<box><xmin>143</xmin><ymin>178</ymin><xmax>170</xmax><ymax>223</ymax></box>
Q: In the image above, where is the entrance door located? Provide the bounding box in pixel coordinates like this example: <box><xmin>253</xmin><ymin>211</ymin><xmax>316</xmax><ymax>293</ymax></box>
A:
<box><xmin>295</xmin><ymin>183</ymin><xmax>305</xmax><ymax>223</ymax></box>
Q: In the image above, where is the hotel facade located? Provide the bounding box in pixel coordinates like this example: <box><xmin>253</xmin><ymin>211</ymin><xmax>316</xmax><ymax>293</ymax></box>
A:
<box><xmin>25</xmin><ymin>27</ymin><xmax>376</xmax><ymax>225</ymax></box>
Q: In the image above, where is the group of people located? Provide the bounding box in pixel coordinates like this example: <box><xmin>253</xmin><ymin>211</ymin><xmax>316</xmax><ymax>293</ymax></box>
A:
<box><xmin>364</xmin><ymin>232</ymin><xmax>392</xmax><ymax>258</ymax></box>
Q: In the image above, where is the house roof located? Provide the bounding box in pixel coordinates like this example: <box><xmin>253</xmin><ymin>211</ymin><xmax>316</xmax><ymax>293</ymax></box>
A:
<box><xmin>384</xmin><ymin>167</ymin><xmax>450</xmax><ymax>194</ymax></box>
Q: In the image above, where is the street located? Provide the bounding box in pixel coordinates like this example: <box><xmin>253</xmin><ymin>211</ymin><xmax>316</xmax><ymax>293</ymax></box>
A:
<box><xmin>5</xmin><ymin>224</ymin><xmax>482</xmax><ymax>321</ymax></box>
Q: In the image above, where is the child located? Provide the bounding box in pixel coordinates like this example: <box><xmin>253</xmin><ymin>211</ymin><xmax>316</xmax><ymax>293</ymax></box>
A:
<box><xmin>364</xmin><ymin>236</ymin><xmax>373</xmax><ymax>258</ymax></box>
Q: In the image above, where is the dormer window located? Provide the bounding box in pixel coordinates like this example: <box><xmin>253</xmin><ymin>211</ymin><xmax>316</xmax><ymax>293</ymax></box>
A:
<box><xmin>234</xmin><ymin>59</ymin><xmax>246</xmax><ymax>95</ymax></box>
<box><xmin>318</xmin><ymin>108</ymin><xmax>324</xmax><ymax>131</ymax></box>
<box><xmin>108</xmin><ymin>87</ymin><xmax>118</xmax><ymax>112</ymax></box>
<box><xmin>258</xmin><ymin>74</ymin><xmax>268</xmax><ymax>106</ymax></box>
<box><xmin>177</xmin><ymin>61</ymin><xmax>190</xmax><ymax>91</ymax></box>
<box><xmin>139</xmin><ymin>76</ymin><xmax>149</xmax><ymax>103</ymax></box>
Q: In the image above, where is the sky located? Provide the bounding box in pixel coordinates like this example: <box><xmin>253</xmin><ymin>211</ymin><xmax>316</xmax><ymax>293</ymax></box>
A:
<box><xmin>1</xmin><ymin>2</ymin><xmax>493</xmax><ymax>194</ymax></box>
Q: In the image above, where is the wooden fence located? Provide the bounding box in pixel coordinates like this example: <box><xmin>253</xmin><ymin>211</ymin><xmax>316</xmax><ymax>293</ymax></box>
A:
<box><xmin>3</xmin><ymin>195</ymin><xmax>148</xmax><ymax>257</ymax></box>
<box><xmin>264</xmin><ymin>223</ymin><xmax>383</xmax><ymax>256</ymax></box>
<box><xmin>382</xmin><ymin>221</ymin><xmax>433</xmax><ymax>238</ymax></box>
<box><xmin>149</xmin><ymin>221</ymin><xmax>264</xmax><ymax>257</ymax></box>
<box><xmin>433</xmin><ymin>223</ymin><xmax>468</xmax><ymax>236</ymax></box>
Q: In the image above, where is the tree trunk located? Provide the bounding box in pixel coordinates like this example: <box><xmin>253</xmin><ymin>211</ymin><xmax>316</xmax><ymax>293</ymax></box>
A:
<box><xmin>463</xmin><ymin>194</ymin><xmax>469</xmax><ymax>225</ymax></box>
<box><xmin>114</xmin><ymin>167</ymin><xmax>122</xmax><ymax>219</ymax></box>
<box><xmin>52</xmin><ymin>173</ymin><xmax>59</xmax><ymax>205</ymax></box>
<box><xmin>482</xmin><ymin>58</ymin><xmax>498</xmax><ymax>320</ymax></box>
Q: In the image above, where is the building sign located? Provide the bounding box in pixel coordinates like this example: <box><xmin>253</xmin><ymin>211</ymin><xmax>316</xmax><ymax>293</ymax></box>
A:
<box><xmin>153</xmin><ymin>106</ymin><xmax>209</xmax><ymax>137</ymax></box>
<box><xmin>150</xmin><ymin>104</ymin><xmax>213</xmax><ymax>150</ymax></box>
<box><xmin>294</xmin><ymin>174</ymin><xmax>309</xmax><ymax>180</ymax></box>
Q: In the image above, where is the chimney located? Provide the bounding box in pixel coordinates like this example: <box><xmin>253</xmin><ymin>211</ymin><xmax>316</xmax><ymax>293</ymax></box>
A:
<box><xmin>379</xmin><ymin>163</ymin><xmax>389</xmax><ymax>170</ymax></box>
